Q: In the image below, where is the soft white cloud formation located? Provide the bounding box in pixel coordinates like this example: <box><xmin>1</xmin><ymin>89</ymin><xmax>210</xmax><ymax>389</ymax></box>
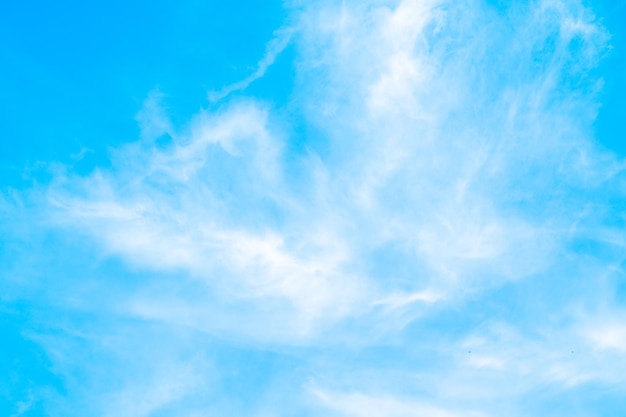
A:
<box><xmin>47</xmin><ymin>100</ymin><xmax>371</xmax><ymax>340</ymax></box>
<box><xmin>4</xmin><ymin>0</ymin><xmax>626</xmax><ymax>415</ymax></box>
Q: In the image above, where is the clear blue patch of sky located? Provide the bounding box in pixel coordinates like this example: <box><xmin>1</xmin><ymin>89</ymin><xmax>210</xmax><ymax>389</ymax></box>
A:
<box><xmin>0</xmin><ymin>0</ymin><xmax>288</xmax><ymax>187</ymax></box>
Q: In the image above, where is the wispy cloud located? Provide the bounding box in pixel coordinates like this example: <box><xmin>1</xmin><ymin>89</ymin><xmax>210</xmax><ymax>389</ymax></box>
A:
<box><xmin>3</xmin><ymin>0</ymin><xmax>626</xmax><ymax>415</ymax></box>
<box><xmin>207</xmin><ymin>27</ymin><xmax>294</xmax><ymax>103</ymax></box>
<box><xmin>311</xmin><ymin>387</ymin><xmax>484</xmax><ymax>417</ymax></box>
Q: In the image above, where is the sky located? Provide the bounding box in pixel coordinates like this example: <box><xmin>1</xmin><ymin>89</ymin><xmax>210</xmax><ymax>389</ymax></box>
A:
<box><xmin>1</xmin><ymin>0</ymin><xmax>626</xmax><ymax>416</ymax></box>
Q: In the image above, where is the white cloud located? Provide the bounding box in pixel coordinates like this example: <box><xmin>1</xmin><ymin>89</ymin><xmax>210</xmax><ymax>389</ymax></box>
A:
<box><xmin>208</xmin><ymin>27</ymin><xmax>294</xmax><ymax>103</ymax></box>
<box><xmin>39</xmin><ymin>0</ymin><xmax>619</xmax><ymax>351</ymax></box>
<box><xmin>5</xmin><ymin>0</ymin><xmax>626</xmax><ymax>415</ymax></box>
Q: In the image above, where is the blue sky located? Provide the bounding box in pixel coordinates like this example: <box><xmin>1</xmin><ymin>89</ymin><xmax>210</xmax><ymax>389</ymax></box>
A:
<box><xmin>1</xmin><ymin>0</ymin><xmax>626</xmax><ymax>416</ymax></box>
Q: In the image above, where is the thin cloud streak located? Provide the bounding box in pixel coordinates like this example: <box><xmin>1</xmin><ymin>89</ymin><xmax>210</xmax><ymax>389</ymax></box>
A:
<box><xmin>207</xmin><ymin>27</ymin><xmax>294</xmax><ymax>103</ymax></box>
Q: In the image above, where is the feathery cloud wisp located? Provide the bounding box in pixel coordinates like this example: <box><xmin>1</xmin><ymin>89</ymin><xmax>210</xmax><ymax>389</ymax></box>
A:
<box><xmin>3</xmin><ymin>0</ymin><xmax>626</xmax><ymax>416</ymax></box>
